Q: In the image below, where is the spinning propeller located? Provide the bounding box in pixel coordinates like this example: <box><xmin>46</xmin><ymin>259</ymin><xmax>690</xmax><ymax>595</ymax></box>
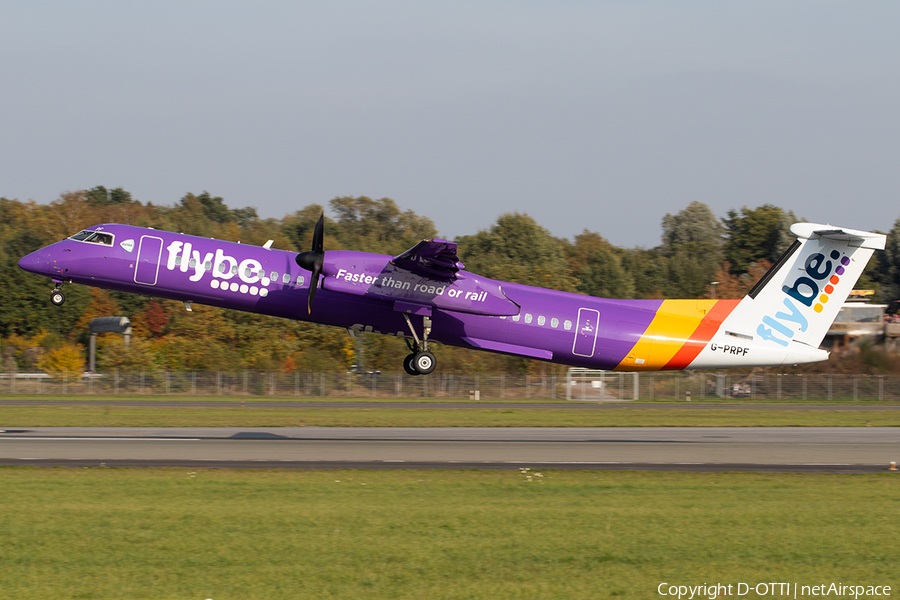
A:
<box><xmin>295</xmin><ymin>213</ymin><xmax>325</xmax><ymax>314</ymax></box>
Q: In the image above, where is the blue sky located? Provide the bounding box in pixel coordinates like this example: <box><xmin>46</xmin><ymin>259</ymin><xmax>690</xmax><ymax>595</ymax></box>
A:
<box><xmin>2</xmin><ymin>1</ymin><xmax>898</xmax><ymax>247</ymax></box>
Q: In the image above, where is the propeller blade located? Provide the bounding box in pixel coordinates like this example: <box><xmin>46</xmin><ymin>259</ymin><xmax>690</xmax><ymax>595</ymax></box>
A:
<box><xmin>307</xmin><ymin>270</ymin><xmax>320</xmax><ymax>314</ymax></box>
<box><xmin>311</xmin><ymin>212</ymin><xmax>324</xmax><ymax>254</ymax></box>
<box><xmin>295</xmin><ymin>212</ymin><xmax>326</xmax><ymax>314</ymax></box>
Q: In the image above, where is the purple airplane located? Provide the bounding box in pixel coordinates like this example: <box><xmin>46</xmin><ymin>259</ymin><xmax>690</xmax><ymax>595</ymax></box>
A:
<box><xmin>18</xmin><ymin>215</ymin><xmax>885</xmax><ymax>375</ymax></box>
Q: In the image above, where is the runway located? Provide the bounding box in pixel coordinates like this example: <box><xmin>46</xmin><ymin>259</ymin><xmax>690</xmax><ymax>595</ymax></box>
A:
<box><xmin>1</xmin><ymin>427</ymin><xmax>899</xmax><ymax>473</ymax></box>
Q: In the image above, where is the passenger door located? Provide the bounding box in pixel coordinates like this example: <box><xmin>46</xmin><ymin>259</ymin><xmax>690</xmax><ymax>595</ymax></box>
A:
<box><xmin>134</xmin><ymin>236</ymin><xmax>163</xmax><ymax>285</ymax></box>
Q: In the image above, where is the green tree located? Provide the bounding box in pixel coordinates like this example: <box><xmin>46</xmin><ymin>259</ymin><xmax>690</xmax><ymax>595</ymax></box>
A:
<box><xmin>661</xmin><ymin>201</ymin><xmax>724</xmax><ymax>257</ymax></box>
<box><xmin>96</xmin><ymin>336</ymin><xmax>161</xmax><ymax>373</ymax></box>
<box><xmin>85</xmin><ymin>186</ymin><xmax>133</xmax><ymax>206</ymax></box>
<box><xmin>723</xmin><ymin>204</ymin><xmax>799</xmax><ymax>274</ymax></box>
<box><xmin>0</xmin><ymin>200</ymin><xmax>64</xmax><ymax>336</ymax></box>
<box><xmin>282</xmin><ymin>204</ymin><xmax>329</xmax><ymax>251</ymax></box>
<box><xmin>329</xmin><ymin>196</ymin><xmax>437</xmax><ymax>254</ymax></box>
<box><xmin>659</xmin><ymin>202</ymin><xmax>724</xmax><ymax>298</ymax></box>
<box><xmin>619</xmin><ymin>249</ymin><xmax>669</xmax><ymax>299</ymax></box>
<box><xmin>456</xmin><ymin>213</ymin><xmax>576</xmax><ymax>291</ymax></box>
<box><xmin>876</xmin><ymin>216</ymin><xmax>900</xmax><ymax>307</ymax></box>
<box><xmin>569</xmin><ymin>231</ymin><xmax>635</xmax><ymax>299</ymax></box>
<box><xmin>183</xmin><ymin>191</ymin><xmax>233</xmax><ymax>224</ymax></box>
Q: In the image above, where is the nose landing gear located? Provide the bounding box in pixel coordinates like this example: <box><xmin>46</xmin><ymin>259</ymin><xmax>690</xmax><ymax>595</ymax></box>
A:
<box><xmin>402</xmin><ymin>314</ymin><xmax>437</xmax><ymax>375</ymax></box>
<box><xmin>50</xmin><ymin>283</ymin><xmax>66</xmax><ymax>306</ymax></box>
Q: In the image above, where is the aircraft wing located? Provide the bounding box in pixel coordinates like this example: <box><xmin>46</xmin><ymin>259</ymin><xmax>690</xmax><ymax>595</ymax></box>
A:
<box><xmin>391</xmin><ymin>239</ymin><xmax>465</xmax><ymax>280</ymax></box>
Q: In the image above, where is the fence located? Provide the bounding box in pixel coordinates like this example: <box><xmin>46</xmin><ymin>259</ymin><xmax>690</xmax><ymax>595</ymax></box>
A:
<box><xmin>3</xmin><ymin>370</ymin><xmax>900</xmax><ymax>401</ymax></box>
<box><xmin>563</xmin><ymin>370</ymin><xmax>900</xmax><ymax>402</ymax></box>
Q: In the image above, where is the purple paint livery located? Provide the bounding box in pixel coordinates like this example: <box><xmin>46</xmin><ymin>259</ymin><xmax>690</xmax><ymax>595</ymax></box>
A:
<box><xmin>18</xmin><ymin>218</ymin><xmax>886</xmax><ymax>375</ymax></box>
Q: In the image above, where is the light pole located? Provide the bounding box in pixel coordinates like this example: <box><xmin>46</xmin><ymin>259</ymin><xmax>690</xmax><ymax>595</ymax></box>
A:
<box><xmin>710</xmin><ymin>281</ymin><xmax>719</xmax><ymax>300</ymax></box>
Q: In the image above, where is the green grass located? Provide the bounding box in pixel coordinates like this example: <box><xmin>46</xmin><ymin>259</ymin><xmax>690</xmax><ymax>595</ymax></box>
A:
<box><xmin>1</xmin><ymin>393</ymin><xmax>572</xmax><ymax>404</ymax></box>
<box><xmin>3</xmin><ymin>392</ymin><xmax>900</xmax><ymax>405</ymax></box>
<box><xmin>1</xmin><ymin>404</ymin><xmax>900</xmax><ymax>427</ymax></box>
<box><xmin>0</xmin><ymin>468</ymin><xmax>897</xmax><ymax>599</ymax></box>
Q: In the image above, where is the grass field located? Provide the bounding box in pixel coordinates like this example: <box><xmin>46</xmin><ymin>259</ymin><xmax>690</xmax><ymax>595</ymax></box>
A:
<box><xmin>1</xmin><ymin>403</ymin><xmax>899</xmax><ymax>427</ymax></box>
<box><xmin>4</xmin><ymin>393</ymin><xmax>900</xmax><ymax>405</ymax></box>
<box><xmin>0</xmin><ymin>468</ymin><xmax>897</xmax><ymax>599</ymax></box>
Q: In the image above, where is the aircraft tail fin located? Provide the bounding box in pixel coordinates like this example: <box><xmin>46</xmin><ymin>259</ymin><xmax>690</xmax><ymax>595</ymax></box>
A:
<box><xmin>720</xmin><ymin>223</ymin><xmax>885</xmax><ymax>352</ymax></box>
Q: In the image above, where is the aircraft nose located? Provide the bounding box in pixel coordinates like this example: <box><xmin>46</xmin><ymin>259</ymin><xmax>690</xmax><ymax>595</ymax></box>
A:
<box><xmin>18</xmin><ymin>248</ymin><xmax>53</xmax><ymax>275</ymax></box>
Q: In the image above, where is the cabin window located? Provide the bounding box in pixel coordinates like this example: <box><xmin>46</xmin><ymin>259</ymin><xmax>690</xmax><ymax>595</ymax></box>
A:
<box><xmin>189</xmin><ymin>258</ymin><xmax>196</xmax><ymax>268</ymax></box>
<box><xmin>205</xmin><ymin>261</ymin><xmax>212</xmax><ymax>271</ymax></box>
<box><xmin>258</xmin><ymin>269</ymin><xmax>265</xmax><ymax>278</ymax></box>
<box><xmin>551</xmin><ymin>318</ymin><xmax>559</xmax><ymax>328</ymax></box>
<box><xmin>174</xmin><ymin>255</ymin><xmax>182</xmax><ymax>266</ymax></box>
<box><xmin>538</xmin><ymin>316</ymin><xmax>546</xmax><ymax>326</ymax></box>
<box><xmin>564</xmin><ymin>320</ymin><xmax>572</xmax><ymax>331</ymax></box>
<box><xmin>231</xmin><ymin>265</ymin><xmax>238</xmax><ymax>275</ymax></box>
<box><xmin>218</xmin><ymin>263</ymin><xmax>228</xmax><ymax>274</ymax></box>
<box><xmin>524</xmin><ymin>314</ymin><xmax>533</xmax><ymax>324</ymax></box>
<box><xmin>296</xmin><ymin>275</ymin><xmax>305</xmax><ymax>286</ymax></box>
<box><xmin>512</xmin><ymin>314</ymin><xmax>520</xmax><ymax>322</ymax></box>
<box><xmin>244</xmin><ymin>267</ymin><xmax>255</xmax><ymax>278</ymax></box>
<box><xmin>270</xmin><ymin>271</ymin><xmax>278</xmax><ymax>280</ymax></box>
<box><xmin>282</xmin><ymin>273</ymin><xmax>290</xmax><ymax>284</ymax></box>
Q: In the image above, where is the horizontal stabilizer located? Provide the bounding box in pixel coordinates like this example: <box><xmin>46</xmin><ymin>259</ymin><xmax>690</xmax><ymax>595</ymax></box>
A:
<box><xmin>790</xmin><ymin>223</ymin><xmax>886</xmax><ymax>250</ymax></box>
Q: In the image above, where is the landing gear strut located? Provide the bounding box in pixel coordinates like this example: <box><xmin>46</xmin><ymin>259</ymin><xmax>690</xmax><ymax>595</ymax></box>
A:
<box><xmin>50</xmin><ymin>283</ymin><xmax>66</xmax><ymax>306</ymax></box>
<box><xmin>402</xmin><ymin>314</ymin><xmax>436</xmax><ymax>375</ymax></box>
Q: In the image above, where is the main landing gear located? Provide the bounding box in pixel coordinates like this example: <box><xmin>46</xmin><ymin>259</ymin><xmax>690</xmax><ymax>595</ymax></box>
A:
<box><xmin>402</xmin><ymin>314</ymin><xmax>436</xmax><ymax>376</ymax></box>
<box><xmin>50</xmin><ymin>283</ymin><xmax>66</xmax><ymax>306</ymax></box>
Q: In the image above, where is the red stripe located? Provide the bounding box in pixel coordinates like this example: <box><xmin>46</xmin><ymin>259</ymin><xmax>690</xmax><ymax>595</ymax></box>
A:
<box><xmin>663</xmin><ymin>300</ymin><xmax>740</xmax><ymax>370</ymax></box>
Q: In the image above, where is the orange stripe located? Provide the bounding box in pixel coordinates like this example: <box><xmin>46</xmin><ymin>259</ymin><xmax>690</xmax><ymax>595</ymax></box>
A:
<box><xmin>663</xmin><ymin>300</ymin><xmax>739</xmax><ymax>370</ymax></box>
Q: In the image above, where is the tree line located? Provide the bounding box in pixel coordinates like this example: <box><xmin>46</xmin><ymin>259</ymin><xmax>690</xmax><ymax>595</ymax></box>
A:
<box><xmin>2</xmin><ymin>187</ymin><xmax>898</xmax><ymax>375</ymax></box>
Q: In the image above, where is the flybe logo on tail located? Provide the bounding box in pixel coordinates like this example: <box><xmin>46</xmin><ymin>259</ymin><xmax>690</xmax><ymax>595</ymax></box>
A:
<box><xmin>782</xmin><ymin>250</ymin><xmax>850</xmax><ymax>313</ymax></box>
<box><xmin>757</xmin><ymin>250</ymin><xmax>848</xmax><ymax>347</ymax></box>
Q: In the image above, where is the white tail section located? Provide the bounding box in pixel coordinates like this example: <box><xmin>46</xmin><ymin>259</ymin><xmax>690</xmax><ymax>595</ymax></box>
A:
<box><xmin>704</xmin><ymin>223</ymin><xmax>885</xmax><ymax>366</ymax></box>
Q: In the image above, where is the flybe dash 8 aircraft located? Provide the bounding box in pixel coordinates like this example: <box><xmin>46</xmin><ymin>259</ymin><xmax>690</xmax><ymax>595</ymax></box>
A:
<box><xmin>18</xmin><ymin>215</ymin><xmax>885</xmax><ymax>375</ymax></box>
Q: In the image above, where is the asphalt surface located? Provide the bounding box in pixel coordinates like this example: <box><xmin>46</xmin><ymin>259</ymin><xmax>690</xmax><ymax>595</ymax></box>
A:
<box><xmin>1</xmin><ymin>427</ymin><xmax>898</xmax><ymax>473</ymax></box>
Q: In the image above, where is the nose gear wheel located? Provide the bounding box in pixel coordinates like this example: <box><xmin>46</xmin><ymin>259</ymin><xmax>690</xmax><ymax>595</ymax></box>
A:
<box><xmin>50</xmin><ymin>283</ymin><xmax>66</xmax><ymax>306</ymax></box>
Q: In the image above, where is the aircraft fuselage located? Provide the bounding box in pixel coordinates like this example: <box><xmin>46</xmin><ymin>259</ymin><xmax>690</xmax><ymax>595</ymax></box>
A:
<box><xmin>19</xmin><ymin>221</ymin><xmax>885</xmax><ymax>372</ymax></box>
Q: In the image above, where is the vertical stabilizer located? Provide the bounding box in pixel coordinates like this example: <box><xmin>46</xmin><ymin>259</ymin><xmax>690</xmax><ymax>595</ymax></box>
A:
<box><xmin>689</xmin><ymin>223</ymin><xmax>885</xmax><ymax>368</ymax></box>
<box><xmin>726</xmin><ymin>223</ymin><xmax>885</xmax><ymax>350</ymax></box>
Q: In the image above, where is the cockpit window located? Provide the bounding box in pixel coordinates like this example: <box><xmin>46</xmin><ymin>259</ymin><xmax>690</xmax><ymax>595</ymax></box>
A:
<box><xmin>69</xmin><ymin>230</ymin><xmax>114</xmax><ymax>245</ymax></box>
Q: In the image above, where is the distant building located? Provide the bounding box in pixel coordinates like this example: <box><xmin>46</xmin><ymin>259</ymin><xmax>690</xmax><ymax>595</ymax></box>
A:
<box><xmin>825</xmin><ymin>290</ymin><xmax>887</xmax><ymax>351</ymax></box>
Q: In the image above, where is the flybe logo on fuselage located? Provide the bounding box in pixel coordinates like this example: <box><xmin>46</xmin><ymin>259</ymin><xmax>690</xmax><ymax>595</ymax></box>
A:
<box><xmin>756</xmin><ymin>250</ymin><xmax>849</xmax><ymax>347</ymax></box>
<box><xmin>164</xmin><ymin>240</ymin><xmax>292</xmax><ymax>298</ymax></box>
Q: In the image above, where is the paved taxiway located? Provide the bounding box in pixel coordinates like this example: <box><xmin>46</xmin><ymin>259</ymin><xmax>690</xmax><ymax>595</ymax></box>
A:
<box><xmin>1</xmin><ymin>427</ymin><xmax>898</xmax><ymax>473</ymax></box>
